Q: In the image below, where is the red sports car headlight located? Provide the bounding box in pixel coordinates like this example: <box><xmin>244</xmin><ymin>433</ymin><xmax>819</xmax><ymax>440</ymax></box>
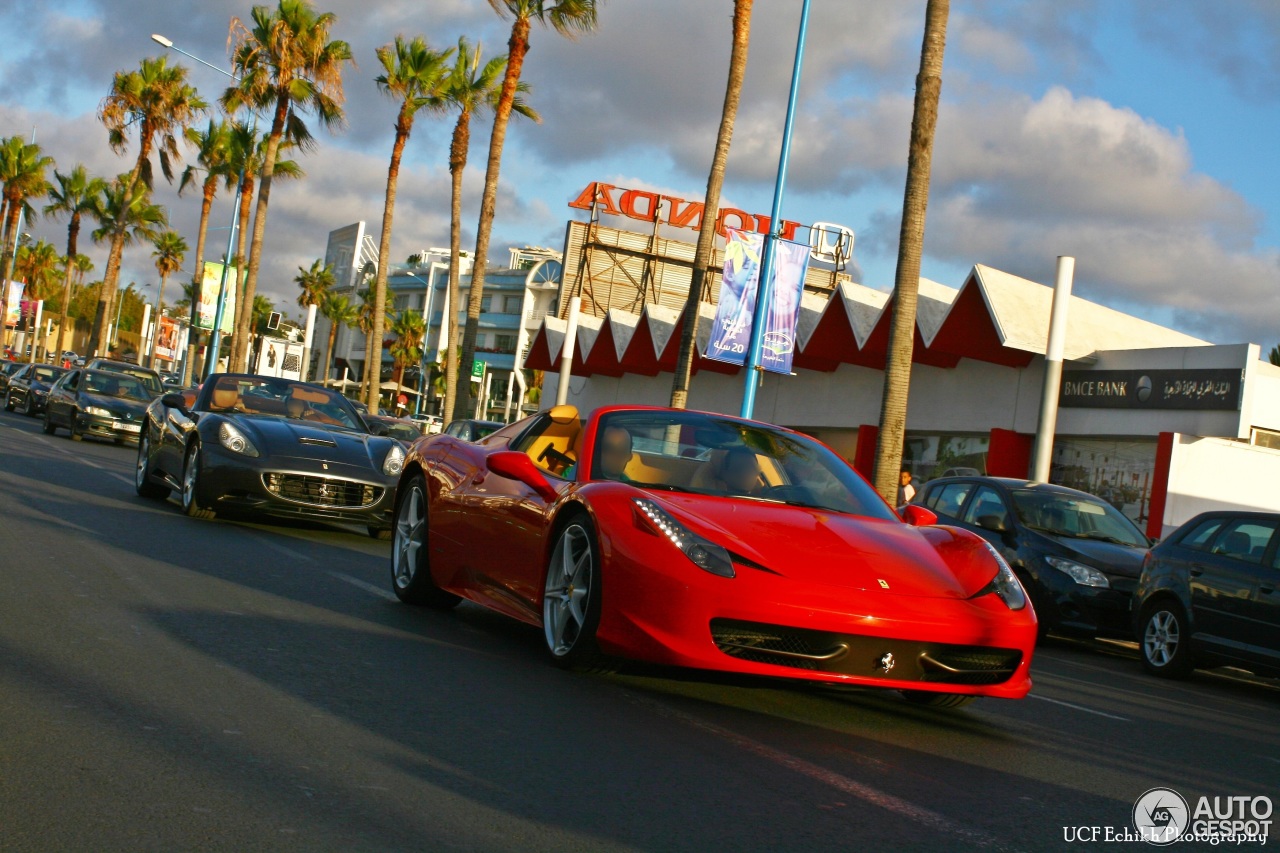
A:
<box><xmin>974</xmin><ymin>542</ymin><xmax>1027</xmax><ymax>610</ymax></box>
<box><xmin>632</xmin><ymin>498</ymin><xmax>735</xmax><ymax>578</ymax></box>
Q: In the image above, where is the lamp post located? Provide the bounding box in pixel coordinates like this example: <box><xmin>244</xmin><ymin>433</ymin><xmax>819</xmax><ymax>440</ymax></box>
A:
<box><xmin>152</xmin><ymin>33</ymin><xmax>252</xmax><ymax>380</ymax></box>
<box><xmin>738</xmin><ymin>0</ymin><xmax>812</xmax><ymax>420</ymax></box>
<box><xmin>403</xmin><ymin>270</ymin><xmax>438</xmax><ymax>417</ymax></box>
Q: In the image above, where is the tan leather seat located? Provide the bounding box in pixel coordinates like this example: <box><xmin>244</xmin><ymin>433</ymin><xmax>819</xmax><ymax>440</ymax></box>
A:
<box><xmin>527</xmin><ymin>404</ymin><xmax>581</xmax><ymax>475</ymax></box>
<box><xmin>211</xmin><ymin>386</ymin><xmax>240</xmax><ymax>411</ymax></box>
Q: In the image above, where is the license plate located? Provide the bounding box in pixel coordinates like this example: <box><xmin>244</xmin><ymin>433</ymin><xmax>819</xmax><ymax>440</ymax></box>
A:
<box><xmin>119</xmin><ymin>423</ymin><xmax>141</xmax><ymax>433</ymax></box>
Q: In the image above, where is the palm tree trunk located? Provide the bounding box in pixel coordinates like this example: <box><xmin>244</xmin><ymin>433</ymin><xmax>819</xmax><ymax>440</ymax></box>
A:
<box><xmin>233</xmin><ymin>92</ymin><xmax>288</xmax><ymax>376</ymax></box>
<box><xmin>322</xmin><ymin>323</ymin><xmax>338</xmax><ymax>388</ymax></box>
<box><xmin>442</xmin><ymin>110</ymin><xmax>470</xmax><ymax>424</ymax></box>
<box><xmin>90</xmin><ymin>147</ymin><xmax>149</xmax><ymax>356</ymax></box>
<box><xmin>873</xmin><ymin>0</ymin><xmax>949</xmax><ymax>503</ymax></box>
<box><xmin>670</xmin><ymin>0</ymin><xmax>753</xmax><ymax>409</ymax></box>
<box><xmin>460</xmin><ymin>16</ymin><xmax>531</xmax><ymax>419</ymax></box>
<box><xmin>183</xmin><ymin>180</ymin><xmax>216</xmax><ymax>385</ymax></box>
<box><xmin>229</xmin><ymin>174</ymin><xmax>254</xmax><ymax>370</ymax></box>
<box><xmin>368</xmin><ymin>111</ymin><xmax>411</xmax><ymax>410</ymax></box>
<box><xmin>0</xmin><ymin>202</ymin><xmax>18</xmax><ymax>349</ymax></box>
<box><xmin>57</xmin><ymin>215</ymin><xmax>81</xmax><ymax>357</ymax></box>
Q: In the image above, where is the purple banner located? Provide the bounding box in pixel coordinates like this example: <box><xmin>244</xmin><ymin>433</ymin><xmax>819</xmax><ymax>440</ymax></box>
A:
<box><xmin>705</xmin><ymin>229</ymin><xmax>810</xmax><ymax>373</ymax></box>
<box><xmin>706</xmin><ymin>229</ymin><xmax>762</xmax><ymax>365</ymax></box>
<box><xmin>759</xmin><ymin>238</ymin><xmax>810</xmax><ymax>375</ymax></box>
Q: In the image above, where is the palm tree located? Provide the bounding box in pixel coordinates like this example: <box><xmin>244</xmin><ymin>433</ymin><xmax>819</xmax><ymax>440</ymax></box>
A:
<box><xmin>439</xmin><ymin>36</ymin><xmax>537</xmax><ymax>422</ymax></box>
<box><xmin>356</xmin><ymin>281</ymin><xmax>392</xmax><ymax>391</ymax></box>
<box><xmin>365</xmin><ymin>35</ymin><xmax>455</xmax><ymax>410</ymax></box>
<box><xmin>178</xmin><ymin>118</ymin><xmax>234</xmax><ymax>383</ymax></box>
<box><xmin>460</xmin><ymin>0</ymin><xmax>599</xmax><ymax>417</ymax></box>
<box><xmin>670</xmin><ymin>0</ymin><xmax>752</xmax><ymax>409</ymax></box>
<box><xmin>91</xmin><ymin>177</ymin><xmax>168</xmax><ymax>347</ymax></box>
<box><xmin>873</xmin><ymin>0</ymin><xmax>950</xmax><ymax>502</ymax></box>
<box><xmin>13</xmin><ymin>239</ymin><xmax>64</xmax><ymax>301</ymax></box>
<box><xmin>388</xmin><ymin>309</ymin><xmax>426</xmax><ymax>395</ymax></box>
<box><xmin>318</xmin><ymin>291</ymin><xmax>358</xmax><ymax>387</ymax></box>
<box><xmin>1269</xmin><ymin>344</ymin><xmax>1280</xmax><ymax>367</ymax></box>
<box><xmin>0</xmin><ymin>136</ymin><xmax>54</xmax><ymax>345</ymax></box>
<box><xmin>149</xmin><ymin>229</ymin><xmax>187</xmax><ymax>367</ymax></box>
<box><xmin>224</xmin><ymin>0</ymin><xmax>353</xmax><ymax>376</ymax></box>
<box><xmin>44</xmin><ymin>165</ymin><xmax>107</xmax><ymax>357</ymax></box>
<box><xmin>294</xmin><ymin>258</ymin><xmax>334</xmax><ymax>311</ymax></box>
<box><xmin>91</xmin><ymin>55</ymin><xmax>206</xmax><ymax>356</ymax></box>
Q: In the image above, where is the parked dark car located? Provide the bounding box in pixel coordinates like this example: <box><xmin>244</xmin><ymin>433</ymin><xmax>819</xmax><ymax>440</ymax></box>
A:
<box><xmin>135</xmin><ymin>373</ymin><xmax>403</xmax><ymax>539</ymax></box>
<box><xmin>364</xmin><ymin>414</ymin><xmax>424</xmax><ymax>447</ymax></box>
<box><xmin>1133</xmin><ymin>511</ymin><xmax>1280</xmax><ymax>679</ymax></box>
<box><xmin>915</xmin><ymin>476</ymin><xmax>1151</xmax><ymax>638</ymax></box>
<box><xmin>84</xmin><ymin>358</ymin><xmax>164</xmax><ymax>400</ymax></box>
<box><xmin>43</xmin><ymin>368</ymin><xmax>151</xmax><ymax>443</ymax></box>
<box><xmin>0</xmin><ymin>358</ymin><xmax>23</xmax><ymax>396</ymax></box>
<box><xmin>4</xmin><ymin>364</ymin><xmax>69</xmax><ymax>415</ymax></box>
<box><xmin>443</xmin><ymin>418</ymin><xmax>504</xmax><ymax>442</ymax></box>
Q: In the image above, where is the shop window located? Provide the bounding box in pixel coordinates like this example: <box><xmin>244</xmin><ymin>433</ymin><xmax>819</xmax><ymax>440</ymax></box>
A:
<box><xmin>902</xmin><ymin>432</ymin><xmax>989</xmax><ymax>487</ymax></box>
<box><xmin>1049</xmin><ymin>438</ymin><xmax>1157</xmax><ymax>529</ymax></box>
<box><xmin>495</xmin><ymin>334</ymin><xmax>517</xmax><ymax>353</ymax></box>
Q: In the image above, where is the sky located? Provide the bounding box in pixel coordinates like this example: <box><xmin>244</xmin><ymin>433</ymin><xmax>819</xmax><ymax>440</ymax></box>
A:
<box><xmin>1</xmin><ymin>0</ymin><xmax>1278</xmax><ymax>347</ymax></box>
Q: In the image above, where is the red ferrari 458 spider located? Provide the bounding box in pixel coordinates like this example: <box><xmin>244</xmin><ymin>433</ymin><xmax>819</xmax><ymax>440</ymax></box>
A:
<box><xmin>390</xmin><ymin>405</ymin><xmax>1037</xmax><ymax>707</ymax></box>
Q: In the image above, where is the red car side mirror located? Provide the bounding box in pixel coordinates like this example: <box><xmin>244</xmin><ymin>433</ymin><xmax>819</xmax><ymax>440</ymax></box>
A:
<box><xmin>900</xmin><ymin>504</ymin><xmax>937</xmax><ymax>527</ymax></box>
<box><xmin>487</xmin><ymin>451</ymin><xmax>560</xmax><ymax>502</ymax></box>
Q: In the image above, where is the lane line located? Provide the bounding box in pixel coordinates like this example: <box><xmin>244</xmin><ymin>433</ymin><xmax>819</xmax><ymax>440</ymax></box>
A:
<box><xmin>247</xmin><ymin>532</ymin><xmax>317</xmax><ymax>564</ymax></box>
<box><xmin>626</xmin><ymin>692</ymin><xmax>1017</xmax><ymax>852</ymax></box>
<box><xmin>1028</xmin><ymin>694</ymin><xmax>1129</xmax><ymax>721</ymax></box>
<box><xmin>328</xmin><ymin>571</ymin><xmax>397</xmax><ymax>602</ymax></box>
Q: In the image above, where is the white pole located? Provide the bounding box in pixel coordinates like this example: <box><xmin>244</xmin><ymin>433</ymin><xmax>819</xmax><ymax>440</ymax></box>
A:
<box><xmin>140</xmin><ymin>303</ymin><xmax>152</xmax><ymax>364</ymax></box>
<box><xmin>1031</xmin><ymin>256</ymin><xmax>1075</xmax><ymax>483</ymax></box>
<box><xmin>28</xmin><ymin>300</ymin><xmax>43</xmax><ymax>363</ymax></box>
<box><xmin>555</xmin><ymin>296</ymin><xmax>581</xmax><ymax>407</ymax></box>
<box><xmin>300</xmin><ymin>302</ymin><xmax>317</xmax><ymax>382</ymax></box>
<box><xmin>503</xmin><ymin>369</ymin><xmax>516</xmax><ymax>422</ymax></box>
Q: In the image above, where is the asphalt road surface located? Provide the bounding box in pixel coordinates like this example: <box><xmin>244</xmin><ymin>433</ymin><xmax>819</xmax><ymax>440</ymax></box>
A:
<box><xmin>2</xmin><ymin>408</ymin><xmax>1277</xmax><ymax>852</ymax></box>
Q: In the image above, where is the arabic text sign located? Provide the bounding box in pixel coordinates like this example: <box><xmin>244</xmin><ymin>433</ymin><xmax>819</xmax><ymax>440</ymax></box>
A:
<box><xmin>1060</xmin><ymin>368</ymin><xmax>1242</xmax><ymax>411</ymax></box>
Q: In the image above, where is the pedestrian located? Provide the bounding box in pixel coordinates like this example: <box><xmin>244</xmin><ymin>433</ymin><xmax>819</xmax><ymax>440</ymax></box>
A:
<box><xmin>897</xmin><ymin>467</ymin><xmax>916</xmax><ymax>507</ymax></box>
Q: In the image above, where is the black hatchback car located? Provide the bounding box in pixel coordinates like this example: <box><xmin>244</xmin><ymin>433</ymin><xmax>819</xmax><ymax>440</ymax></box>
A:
<box><xmin>1133</xmin><ymin>511</ymin><xmax>1280</xmax><ymax>679</ymax></box>
<box><xmin>0</xmin><ymin>358</ymin><xmax>24</xmax><ymax>396</ymax></box>
<box><xmin>4</xmin><ymin>364</ymin><xmax>68</xmax><ymax>415</ymax></box>
<box><xmin>915</xmin><ymin>477</ymin><xmax>1152</xmax><ymax>638</ymax></box>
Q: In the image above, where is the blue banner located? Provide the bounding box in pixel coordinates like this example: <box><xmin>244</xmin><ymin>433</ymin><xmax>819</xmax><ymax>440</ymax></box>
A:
<box><xmin>705</xmin><ymin>229</ymin><xmax>810</xmax><ymax>373</ymax></box>
<box><xmin>706</xmin><ymin>229</ymin><xmax>762</xmax><ymax>365</ymax></box>
<box><xmin>759</xmin><ymin>238</ymin><xmax>811</xmax><ymax>374</ymax></box>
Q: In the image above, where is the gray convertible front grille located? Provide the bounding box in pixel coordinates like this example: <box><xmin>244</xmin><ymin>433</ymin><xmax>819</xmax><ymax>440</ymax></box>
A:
<box><xmin>263</xmin><ymin>473</ymin><xmax>382</xmax><ymax>508</ymax></box>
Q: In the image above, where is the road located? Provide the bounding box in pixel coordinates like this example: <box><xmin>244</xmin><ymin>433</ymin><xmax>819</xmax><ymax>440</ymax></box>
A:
<box><xmin>1</xmin><ymin>407</ymin><xmax>1277</xmax><ymax>852</ymax></box>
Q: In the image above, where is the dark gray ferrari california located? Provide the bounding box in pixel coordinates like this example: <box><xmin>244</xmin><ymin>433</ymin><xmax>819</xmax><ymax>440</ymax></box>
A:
<box><xmin>135</xmin><ymin>373</ymin><xmax>405</xmax><ymax>539</ymax></box>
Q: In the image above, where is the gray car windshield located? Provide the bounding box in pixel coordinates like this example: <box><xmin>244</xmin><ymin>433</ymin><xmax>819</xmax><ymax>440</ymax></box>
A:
<box><xmin>1011</xmin><ymin>489</ymin><xmax>1147</xmax><ymax>547</ymax></box>
<box><xmin>83</xmin><ymin>372</ymin><xmax>149</xmax><ymax>401</ymax></box>
<box><xmin>206</xmin><ymin>376</ymin><xmax>364</xmax><ymax>431</ymax></box>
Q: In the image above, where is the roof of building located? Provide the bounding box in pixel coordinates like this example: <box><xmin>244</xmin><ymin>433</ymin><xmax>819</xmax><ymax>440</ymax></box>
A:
<box><xmin>525</xmin><ymin>263</ymin><xmax>1211</xmax><ymax>375</ymax></box>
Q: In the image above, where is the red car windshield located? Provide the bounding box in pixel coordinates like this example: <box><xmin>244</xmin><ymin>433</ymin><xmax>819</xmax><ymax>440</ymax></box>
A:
<box><xmin>591</xmin><ymin>410</ymin><xmax>896</xmax><ymax>520</ymax></box>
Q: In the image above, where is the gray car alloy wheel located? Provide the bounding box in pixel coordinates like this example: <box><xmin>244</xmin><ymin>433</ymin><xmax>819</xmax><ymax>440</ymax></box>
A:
<box><xmin>392</xmin><ymin>481</ymin><xmax>425</xmax><ymax>591</ymax></box>
<box><xmin>544</xmin><ymin>523</ymin><xmax>594</xmax><ymax>658</ymax></box>
<box><xmin>1143</xmin><ymin>609</ymin><xmax>1181</xmax><ymax>668</ymax></box>
<box><xmin>136</xmin><ymin>434</ymin><xmax>150</xmax><ymax>489</ymax></box>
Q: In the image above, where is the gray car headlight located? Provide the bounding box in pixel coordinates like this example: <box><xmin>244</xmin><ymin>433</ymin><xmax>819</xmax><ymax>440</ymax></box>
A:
<box><xmin>979</xmin><ymin>542</ymin><xmax>1028</xmax><ymax>610</ymax></box>
<box><xmin>633</xmin><ymin>498</ymin><xmax>735</xmax><ymax>578</ymax></box>
<box><xmin>382</xmin><ymin>443</ymin><xmax>405</xmax><ymax>476</ymax></box>
<box><xmin>218</xmin><ymin>421</ymin><xmax>259</xmax><ymax>457</ymax></box>
<box><xmin>83</xmin><ymin>405</ymin><xmax>112</xmax><ymax>417</ymax></box>
<box><xmin>1045</xmin><ymin>555</ymin><xmax>1110</xmax><ymax>588</ymax></box>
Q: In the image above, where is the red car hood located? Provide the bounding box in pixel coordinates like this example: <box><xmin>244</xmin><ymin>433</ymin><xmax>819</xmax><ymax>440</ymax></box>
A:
<box><xmin>655</xmin><ymin>494</ymin><xmax>995</xmax><ymax>599</ymax></box>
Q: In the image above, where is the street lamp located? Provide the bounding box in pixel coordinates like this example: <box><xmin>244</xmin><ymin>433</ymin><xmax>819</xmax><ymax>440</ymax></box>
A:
<box><xmin>403</xmin><ymin>270</ymin><xmax>438</xmax><ymax>417</ymax></box>
<box><xmin>151</xmin><ymin>33</ymin><xmax>252</xmax><ymax>380</ymax></box>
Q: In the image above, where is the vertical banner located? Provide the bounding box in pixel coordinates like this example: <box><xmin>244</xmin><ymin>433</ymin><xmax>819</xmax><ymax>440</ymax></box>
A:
<box><xmin>706</xmin><ymin>228</ymin><xmax>763</xmax><ymax>365</ymax></box>
<box><xmin>705</xmin><ymin>230</ymin><xmax>811</xmax><ymax>373</ymax></box>
<box><xmin>153</xmin><ymin>316</ymin><xmax>180</xmax><ymax>361</ymax></box>
<box><xmin>4</xmin><ymin>281</ymin><xmax>24</xmax><ymax>328</ymax></box>
<box><xmin>195</xmin><ymin>262</ymin><xmax>239</xmax><ymax>334</ymax></box>
<box><xmin>760</xmin><ymin>238</ymin><xmax>811</xmax><ymax>374</ymax></box>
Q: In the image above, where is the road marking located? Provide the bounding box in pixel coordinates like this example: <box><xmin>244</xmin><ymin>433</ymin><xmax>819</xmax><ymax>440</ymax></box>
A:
<box><xmin>247</xmin><ymin>532</ymin><xmax>316</xmax><ymax>564</ymax></box>
<box><xmin>1267</xmin><ymin>757</ymin><xmax>1280</xmax><ymax>765</ymax></box>
<box><xmin>1028</xmin><ymin>693</ymin><xmax>1129</xmax><ymax>721</ymax></box>
<box><xmin>328</xmin><ymin>571</ymin><xmax>396</xmax><ymax>602</ymax></box>
<box><xmin>628</xmin><ymin>693</ymin><xmax>1017</xmax><ymax>851</ymax></box>
<box><xmin>20</xmin><ymin>428</ymin><xmax>136</xmax><ymax>486</ymax></box>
